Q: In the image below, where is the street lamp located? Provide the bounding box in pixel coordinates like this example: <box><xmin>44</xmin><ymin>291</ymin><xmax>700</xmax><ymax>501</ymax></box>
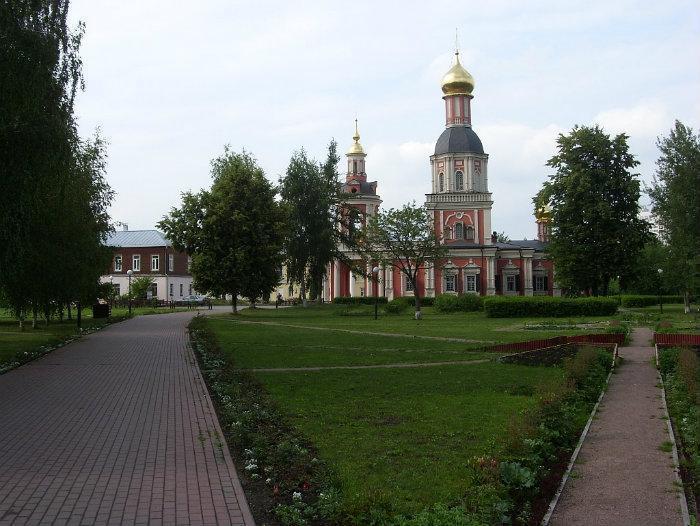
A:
<box><xmin>617</xmin><ymin>275</ymin><xmax>621</xmax><ymax>306</ymax></box>
<box><xmin>657</xmin><ymin>268</ymin><xmax>663</xmax><ymax>313</ymax></box>
<box><xmin>127</xmin><ymin>269</ymin><xmax>134</xmax><ymax>316</ymax></box>
<box><xmin>372</xmin><ymin>266</ymin><xmax>380</xmax><ymax>320</ymax></box>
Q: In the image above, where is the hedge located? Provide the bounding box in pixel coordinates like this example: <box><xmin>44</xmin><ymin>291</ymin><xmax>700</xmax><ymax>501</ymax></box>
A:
<box><xmin>332</xmin><ymin>296</ymin><xmax>388</xmax><ymax>305</ymax></box>
<box><xmin>483</xmin><ymin>296</ymin><xmax>618</xmax><ymax>317</ymax></box>
<box><xmin>620</xmin><ymin>295</ymin><xmax>687</xmax><ymax>307</ymax></box>
<box><xmin>433</xmin><ymin>293</ymin><xmax>483</xmax><ymax>313</ymax></box>
<box><xmin>384</xmin><ymin>296</ymin><xmax>435</xmax><ymax>314</ymax></box>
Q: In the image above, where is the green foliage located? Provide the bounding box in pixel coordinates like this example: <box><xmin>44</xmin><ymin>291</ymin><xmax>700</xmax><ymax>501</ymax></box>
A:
<box><xmin>159</xmin><ymin>148</ymin><xmax>284</xmax><ymax>309</ymax></box>
<box><xmin>332</xmin><ymin>296</ymin><xmax>388</xmax><ymax>305</ymax></box>
<box><xmin>128</xmin><ymin>276</ymin><xmax>154</xmax><ymax>300</ymax></box>
<box><xmin>483</xmin><ymin>296</ymin><xmax>618</xmax><ymax>317</ymax></box>
<box><xmin>536</xmin><ymin>125</ymin><xmax>649</xmax><ymax>295</ymax></box>
<box><xmin>0</xmin><ymin>3</ymin><xmax>113</xmax><ymax>322</ymax></box>
<box><xmin>433</xmin><ymin>294</ymin><xmax>483</xmax><ymax>313</ymax></box>
<box><xmin>280</xmin><ymin>142</ymin><xmax>346</xmax><ymax>304</ymax></box>
<box><xmin>649</xmin><ymin>121</ymin><xmax>700</xmax><ymax>310</ymax></box>
<box><xmin>621</xmin><ymin>295</ymin><xmax>687</xmax><ymax>307</ymax></box>
<box><xmin>357</xmin><ymin>202</ymin><xmax>446</xmax><ymax>312</ymax></box>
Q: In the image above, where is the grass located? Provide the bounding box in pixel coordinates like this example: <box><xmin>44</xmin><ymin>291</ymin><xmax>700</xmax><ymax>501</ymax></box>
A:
<box><xmin>256</xmin><ymin>363</ymin><xmax>564</xmax><ymax>514</ymax></box>
<box><xmin>659</xmin><ymin>441</ymin><xmax>674</xmax><ymax>453</ymax></box>
<box><xmin>202</xmin><ymin>304</ymin><xmax>600</xmax><ymax>521</ymax></box>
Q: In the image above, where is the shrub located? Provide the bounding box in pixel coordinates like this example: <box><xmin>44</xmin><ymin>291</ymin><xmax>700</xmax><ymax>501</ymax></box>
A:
<box><xmin>621</xmin><ymin>295</ymin><xmax>686</xmax><ymax>307</ymax></box>
<box><xmin>483</xmin><ymin>296</ymin><xmax>618</xmax><ymax>318</ymax></box>
<box><xmin>332</xmin><ymin>296</ymin><xmax>388</xmax><ymax>305</ymax></box>
<box><xmin>434</xmin><ymin>294</ymin><xmax>483</xmax><ymax>313</ymax></box>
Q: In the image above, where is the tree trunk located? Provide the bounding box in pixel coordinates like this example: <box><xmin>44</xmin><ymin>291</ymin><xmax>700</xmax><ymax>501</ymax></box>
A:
<box><xmin>231</xmin><ymin>294</ymin><xmax>238</xmax><ymax>314</ymax></box>
<box><xmin>32</xmin><ymin>306</ymin><xmax>37</xmax><ymax>329</ymax></box>
<box><xmin>300</xmin><ymin>279</ymin><xmax>308</xmax><ymax>308</ymax></box>
<box><xmin>684</xmin><ymin>290</ymin><xmax>691</xmax><ymax>314</ymax></box>
<box><xmin>67</xmin><ymin>303</ymin><xmax>72</xmax><ymax>320</ymax></box>
<box><xmin>18</xmin><ymin>312</ymin><xmax>24</xmax><ymax>331</ymax></box>
<box><xmin>413</xmin><ymin>274</ymin><xmax>422</xmax><ymax>320</ymax></box>
<box><xmin>44</xmin><ymin>305</ymin><xmax>50</xmax><ymax>326</ymax></box>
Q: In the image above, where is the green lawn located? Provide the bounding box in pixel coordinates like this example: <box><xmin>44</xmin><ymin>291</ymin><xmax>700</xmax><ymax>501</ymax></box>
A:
<box><xmin>206</xmin><ymin>304</ymin><xmax>586</xmax><ymax>520</ymax></box>
<box><xmin>257</xmin><ymin>363</ymin><xmax>564</xmax><ymax>514</ymax></box>
<box><xmin>231</xmin><ymin>303</ymin><xmax>617</xmax><ymax>342</ymax></box>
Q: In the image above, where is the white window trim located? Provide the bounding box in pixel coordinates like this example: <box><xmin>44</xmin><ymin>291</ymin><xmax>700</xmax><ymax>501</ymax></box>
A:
<box><xmin>151</xmin><ymin>254</ymin><xmax>160</xmax><ymax>272</ymax></box>
<box><xmin>168</xmin><ymin>254</ymin><xmax>174</xmax><ymax>272</ymax></box>
<box><xmin>444</xmin><ymin>274</ymin><xmax>456</xmax><ymax>293</ymax></box>
<box><xmin>114</xmin><ymin>255</ymin><xmax>122</xmax><ymax>272</ymax></box>
<box><xmin>132</xmin><ymin>254</ymin><xmax>141</xmax><ymax>272</ymax></box>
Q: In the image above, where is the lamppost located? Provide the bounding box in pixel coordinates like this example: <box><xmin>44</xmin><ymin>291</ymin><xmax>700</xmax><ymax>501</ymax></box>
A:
<box><xmin>617</xmin><ymin>275</ymin><xmax>621</xmax><ymax>306</ymax></box>
<box><xmin>657</xmin><ymin>268</ymin><xmax>664</xmax><ymax>313</ymax></box>
<box><xmin>127</xmin><ymin>269</ymin><xmax>134</xmax><ymax>316</ymax></box>
<box><xmin>372</xmin><ymin>266</ymin><xmax>380</xmax><ymax>320</ymax></box>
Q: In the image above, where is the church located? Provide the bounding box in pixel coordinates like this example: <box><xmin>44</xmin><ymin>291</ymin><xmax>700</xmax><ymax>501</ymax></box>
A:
<box><xmin>325</xmin><ymin>49</ymin><xmax>559</xmax><ymax>301</ymax></box>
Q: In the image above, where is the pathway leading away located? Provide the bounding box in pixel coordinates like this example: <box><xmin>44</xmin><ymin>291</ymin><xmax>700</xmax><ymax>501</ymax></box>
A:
<box><xmin>549</xmin><ymin>327</ymin><xmax>687</xmax><ymax>526</ymax></box>
<box><xmin>0</xmin><ymin>310</ymin><xmax>254</xmax><ymax>526</ymax></box>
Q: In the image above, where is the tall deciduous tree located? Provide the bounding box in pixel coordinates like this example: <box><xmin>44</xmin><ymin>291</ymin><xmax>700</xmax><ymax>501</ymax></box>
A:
<box><xmin>535</xmin><ymin>125</ymin><xmax>649</xmax><ymax>295</ymax></box>
<box><xmin>648</xmin><ymin>121</ymin><xmax>700</xmax><ymax>312</ymax></box>
<box><xmin>0</xmin><ymin>1</ymin><xmax>113</xmax><ymax>326</ymax></box>
<box><xmin>357</xmin><ymin>202</ymin><xmax>446</xmax><ymax>318</ymax></box>
<box><xmin>159</xmin><ymin>148</ymin><xmax>284</xmax><ymax>312</ymax></box>
<box><xmin>280</xmin><ymin>142</ymin><xmax>344</xmax><ymax>305</ymax></box>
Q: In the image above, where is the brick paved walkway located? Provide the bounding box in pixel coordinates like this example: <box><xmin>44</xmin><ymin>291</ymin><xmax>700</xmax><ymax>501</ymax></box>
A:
<box><xmin>548</xmin><ymin>327</ymin><xmax>687</xmax><ymax>526</ymax></box>
<box><xmin>0</xmin><ymin>311</ymin><xmax>254</xmax><ymax>526</ymax></box>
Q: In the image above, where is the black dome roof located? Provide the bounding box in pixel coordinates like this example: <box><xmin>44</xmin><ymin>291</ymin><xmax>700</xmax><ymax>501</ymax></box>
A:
<box><xmin>434</xmin><ymin>126</ymin><xmax>484</xmax><ymax>155</ymax></box>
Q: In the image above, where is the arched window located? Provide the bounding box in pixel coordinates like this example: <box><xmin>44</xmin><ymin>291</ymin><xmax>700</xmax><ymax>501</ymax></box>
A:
<box><xmin>455</xmin><ymin>170</ymin><xmax>464</xmax><ymax>190</ymax></box>
<box><xmin>438</xmin><ymin>173</ymin><xmax>444</xmax><ymax>192</ymax></box>
<box><xmin>465</xmin><ymin>226</ymin><xmax>475</xmax><ymax>240</ymax></box>
<box><xmin>353</xmin><ymin>160</ymin><xmax>358</xmax><ymax>173</ymax></box>
<box><xmin>454</xmin><ymin>223</ymin><xmax>464</xmax><ymax>239</ymax></box>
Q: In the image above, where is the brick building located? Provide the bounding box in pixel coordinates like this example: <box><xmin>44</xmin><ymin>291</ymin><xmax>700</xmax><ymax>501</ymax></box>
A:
<box><xmin>101</xmin><ymin>228</ymin><xmax>195</xmax><ymax>301</ymax></box>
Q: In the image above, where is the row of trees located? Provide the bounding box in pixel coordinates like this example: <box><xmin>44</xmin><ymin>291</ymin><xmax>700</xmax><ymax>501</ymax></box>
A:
<box><xmin>536</xmin><ymin>122</ymin><xmax>699</xmax><ymax>310</ymax></box>
<box><xmin>1</xmin><ymin>1</ymin><xmax>114</xmax><ymax>327</ymax></box>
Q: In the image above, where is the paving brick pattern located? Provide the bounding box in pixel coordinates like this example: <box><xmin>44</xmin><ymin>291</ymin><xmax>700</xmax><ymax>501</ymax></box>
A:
<box><xmin>0</xmin><ymin>311</ymin><xmax>254</xmax><ymax>526</ymax></box>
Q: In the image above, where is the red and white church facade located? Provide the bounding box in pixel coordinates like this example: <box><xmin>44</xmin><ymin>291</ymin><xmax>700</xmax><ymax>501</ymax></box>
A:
<box><xmin>325</xmin><ymin>50</ymin><xmax>559</xmax><ymax>301</ymax></box>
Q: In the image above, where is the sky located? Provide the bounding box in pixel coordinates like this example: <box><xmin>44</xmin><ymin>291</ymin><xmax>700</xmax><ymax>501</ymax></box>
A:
<box><xmin>69</xmin><ymin>0</ymin><xmax>700</xmax><ymax>239</ymax></box>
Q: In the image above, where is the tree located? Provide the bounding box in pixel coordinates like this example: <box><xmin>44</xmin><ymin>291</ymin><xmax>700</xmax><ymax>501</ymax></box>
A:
<box><xmin>495</xmin><ymin>231</ymin><xmax>510</xmax><ymax>243</ymax></box>
<box><xmin>280</xmin><ymin>142</ymin><xmax>344</xmax><ymax>306</ymax></box>
<box><xmin>159</xmin><ymin>148</ymin><xmax>284</xmax><ymax>312</ymax></box>
<box><xmin>0</xmin><ymin>1</ymin><xmax>113</xmax><ymax>327</ymax></box>
<box><xmin>535</xmin><ymin>125</ymin><xmax>649</xmax><ymax>295</ymax></box>
<box><xmin>129</xmin><ymin>276</ymin><xmax>154</xmax><ymax>300</ymax></box>
<box><xmin>357</xmin><ymin>202</ymin><xmax>446</xmax><ymax>318</ymax></box>
<box><xmin>648</xmin><ymin>121</ymin><xmax>700</xmax><ymax>312</ymax></box>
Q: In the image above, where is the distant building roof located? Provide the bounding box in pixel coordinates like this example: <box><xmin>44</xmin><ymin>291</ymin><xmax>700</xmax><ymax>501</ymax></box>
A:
<box><xmin>105</xmin><ymin>230</ymin><xmax>171</xmax><ymax>248</ymax></box>
<box><xmin>507</xmin><ymin>239</ymin><xmax>548</xmax><ymax>252</ymax></box>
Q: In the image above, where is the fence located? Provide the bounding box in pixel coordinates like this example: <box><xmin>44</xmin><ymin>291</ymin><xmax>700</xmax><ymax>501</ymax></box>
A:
<box><xmin>654</xmin><ymin>333</ymin><xmax>700</xmax><ymax>346</ymax></box>
<box><xmin>485</xmin><ymin>333</ymin><xmax>625</xmax><ymax>354</ymax></box>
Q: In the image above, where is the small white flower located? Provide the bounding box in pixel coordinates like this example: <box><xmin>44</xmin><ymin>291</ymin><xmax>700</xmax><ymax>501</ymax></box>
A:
<box><xmin>292</xmin><ymin>491</ymin><xmax>302</xmax><ymax>500</ymax></box>
<box><xmin>265</xmin><ymin>478</ymin><xmax>272</xmax><ymax>484</ymax></box>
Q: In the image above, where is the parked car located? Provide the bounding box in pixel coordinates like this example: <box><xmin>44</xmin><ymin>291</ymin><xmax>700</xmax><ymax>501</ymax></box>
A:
<box><xmin>177</xmin><ymin>294</ymin><xmax>209</xmax><ymax>306</ymax></box>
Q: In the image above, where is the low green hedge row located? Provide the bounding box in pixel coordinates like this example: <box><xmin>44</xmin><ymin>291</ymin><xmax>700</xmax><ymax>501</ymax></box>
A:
<box><xmin>483</xmin><ymin>296</ymin><xmax>618</xmax><ymax>317</ymax></box>
<box><xmin>384</xmin><ymin>296</ymin><xmax>435</xmax><ymax>314</ymax></box>
<box><xmin>620</xmin><ymin>295</ymin><xmax>687</xmax><ymax>307</ymax></box>
<box><xmin>332</xmin><ymin>296</ymin><xmax>388</xmax><ymax>305</ymax></box>
<box><xmin>433</xmin><ymin>293</ymin><xmax>483</xmax><ymax>313</ymax></box>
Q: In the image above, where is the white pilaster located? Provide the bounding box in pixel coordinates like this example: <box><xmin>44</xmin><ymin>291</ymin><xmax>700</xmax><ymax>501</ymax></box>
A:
<box><xmin>349</xmin><ymin>268</ymin><xmax>355</xmax><ymax>297</ymax></box>
<box><xmin>524</xmin><ymin>258</ymin><xmax>533</xmax><ymax>296</ymax></box>
<box><xmin>487</xmin><ymin>256</ymin><xmax>496</xmax><ymax>295</ymax></box>
<box><xmin>333</xmin><ymin>260</ymin><xmax>340</xmax><ymax>300</ymax></box>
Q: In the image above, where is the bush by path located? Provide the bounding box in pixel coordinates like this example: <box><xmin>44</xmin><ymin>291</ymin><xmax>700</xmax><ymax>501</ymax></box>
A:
<box><xmin>433</xmin><ymin>294</ymin><xmax>483</xmax><ymax>313</ymax></box>
<box><xmin>484</xmin><ymin>296</ymin><xmax>618</xmax><ymax>318</ymax></box>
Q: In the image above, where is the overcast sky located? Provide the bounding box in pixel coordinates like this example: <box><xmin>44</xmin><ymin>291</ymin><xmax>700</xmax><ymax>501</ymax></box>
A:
<box><xmin>69</xmin><ymin>0</ymin><xmax>700</xmax><ymax>239</ymax></box>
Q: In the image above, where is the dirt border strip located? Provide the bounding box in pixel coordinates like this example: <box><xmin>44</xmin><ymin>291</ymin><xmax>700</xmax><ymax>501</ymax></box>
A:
<box><xmin>540</xmin><ymin>344</ymin><xmax>618</xmax><ymax>526</ymax></box>
<box><xmin>654</xmin><ymin>344</ymin><xmax>692</xmax><ymax>526</ymax></box>
<box><xmin>222</xmin><ymin>318</ymin><xmax>489</xmax><ymax>344</ymax></box>
<box><xmin>242</xmin><ymin>358</ymin><xmax>491</xmax><ymax>373</ymax></box>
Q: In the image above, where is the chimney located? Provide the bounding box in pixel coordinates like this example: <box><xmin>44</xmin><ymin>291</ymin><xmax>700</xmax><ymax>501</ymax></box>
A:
<box><xmin>491</xmin><ymin>231</ymin><xmax>497</xmax><ymax>243</ymax></box>
<box><xmin>122</xmin><ymin>223</ymin><xmax>129</xmax><ymax>231</ymax></box>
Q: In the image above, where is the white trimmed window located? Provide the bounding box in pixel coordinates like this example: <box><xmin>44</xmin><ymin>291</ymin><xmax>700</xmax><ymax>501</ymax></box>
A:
<box><xmin>466</xmin><ymin>274</ymin><xmax>476</xmax><ymax>292</ymax></box>
<box><xmin>506</xmin><ymin>275</ymin><xmax>516</xmax><ymax>291</ymax></box>
<box><xmin>445</xmin><ymin>274</ymin><xmax>456</xmax><ymax>292</ymax></box>
<box><xmin>169</xmin><ymin>283</ymin><xmax>174</xmax><ymax>297</ymax></box>
<box><xmin>151</xmin><ymin>255</ymin><xmax>159</xmax><ymax>272</ymax></box>
<box><xmin>405</xmin><ymin>277</ymin><xmax>414</xmax><ymax>292</ymax></box>
<box><xmin>114</xmin><ymin>255</ymin><xmax>122</xmax><ymax>272</ymax></box>
<box><xmin>132</xmin><ymin>254</ymin><xmax>141</xmax><ymax>272</ymax></box>
<box><xmin>454</xmin><ymin>223</ymin><xmax>463</xmax><ymax>239</ymax></box>
<box><xmin>179</xmin><ymin>283</ymin><xmax>183</xmax><ymax>296</ymax></box>
<box><xmin>168</xmin><ymin>254</ymin><xmax>174</xmax><ymax>272</ymax></box>
<box><xmin>438</xmin><ymin>173</ymin><xmax>444</xmax><ymax>192</ymax></box>
<box><xmin>188</xmin><ymin>283</ymin><xmax>192</xmax><ymax>295</ymax></box>
<box><xmin>465</xmin><ymin>226</ymin><xmax>475</xmax><ymax>240</ymax></box>
<box><xmin>455</xmin><ymin>170</ymin><xmax>464</xmax><ymax>190</ymax></box>
<box><xmin>535</xmin><ymin>275</ymin><xmax>548</xmax><ymax>292</ymax></box>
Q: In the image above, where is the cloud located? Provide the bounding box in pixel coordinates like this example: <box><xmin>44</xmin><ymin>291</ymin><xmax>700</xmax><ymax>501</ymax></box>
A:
<box><xmin>594</xmin><ymin>103</ymin><xmax>669</xmax><ymax>137</ymax></box>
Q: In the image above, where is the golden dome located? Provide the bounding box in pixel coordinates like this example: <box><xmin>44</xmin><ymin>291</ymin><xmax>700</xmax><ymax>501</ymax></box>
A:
<box><xmin>441</xmin><ymin>51</ymin><xmax>475</xmax><ymax>96</ymax></box>
<box><xmin>535</xmin><ymin>204</ymin><xmax>553</xmax><ymax>221</ymax></box>
<box><xmin>347</xmin><ymin>119</ymin><xmax>366</xmax><ymax>155</ymax></box>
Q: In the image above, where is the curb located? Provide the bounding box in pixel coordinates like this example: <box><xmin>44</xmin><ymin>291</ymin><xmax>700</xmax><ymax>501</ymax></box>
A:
<box><xmin>540</xmin><ymin>344</ymin><xmax>618</xmax><ymax>526</ymax></box>
<box><xmin>655</xmin><ymin>344</ymin><xmax>692</xmax><ymax>526</ymax></box>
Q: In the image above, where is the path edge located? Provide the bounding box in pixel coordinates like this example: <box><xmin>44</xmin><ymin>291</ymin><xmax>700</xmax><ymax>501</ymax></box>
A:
<box><xmin>185</xmin><ymin>325</ymin><xmax>257</xmax><ymax>526</ymax></box>
<box><xmin>655</xmin><ymin>344</ymin><xmax>692</xmax><ymax>526</ymax></box>
<box><xmin>539</xmin><ymin>344</ymin><xmax>618</xmax><ymax>526</ymax></box>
